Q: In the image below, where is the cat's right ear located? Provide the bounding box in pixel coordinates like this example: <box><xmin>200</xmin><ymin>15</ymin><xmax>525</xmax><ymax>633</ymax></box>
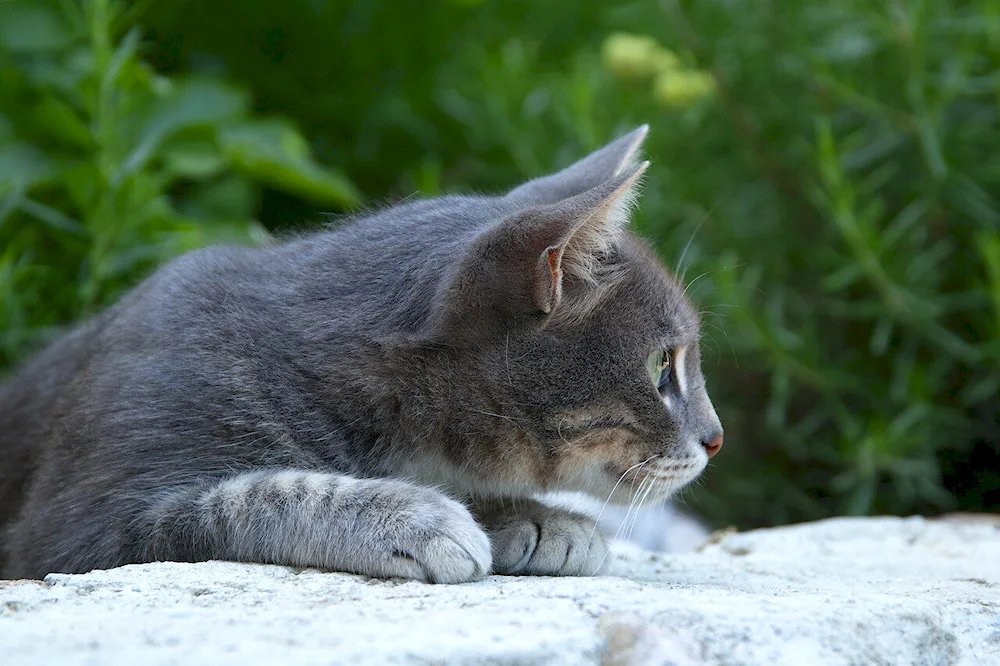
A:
<box><xmin>443</xmin><ymin>161</ymin><xmax>647</xmax><ymax>321</ymax></box>
<box><xmin>527</xmin><ymin>161</ymin><xmax>647</xmax><ymax>314</ymax></box>
<box><xmin>505</xmin><ymin>125</ymin><xmax>649</xmax><ymax>206</ymax></box>
<box><xmin>426</xmin><ymin>142</ymin><xmax>648</xmax><ymax>340</ymax></box>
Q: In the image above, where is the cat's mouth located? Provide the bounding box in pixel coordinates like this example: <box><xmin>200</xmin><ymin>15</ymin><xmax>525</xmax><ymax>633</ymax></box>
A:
<box><xmin>643</xmin><ymin>462</ymin><xmax>704</xmax><ymax>486</ymax></box>
<box><xmin>549</xmin><ymin>418</ymin><xmax>706</xmax><ymax>500</ymax></box>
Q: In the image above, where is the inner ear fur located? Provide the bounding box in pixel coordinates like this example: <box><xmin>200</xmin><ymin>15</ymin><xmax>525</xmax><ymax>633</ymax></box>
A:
<box><xmin>425</xmin><ymin>138</ymin><xmax>649</xmax><ymax>340</ymax></box>
<box><xmin>532</xmin><ymin>161</ymin><xmax>648</xmax><ymax>314</ymax></box>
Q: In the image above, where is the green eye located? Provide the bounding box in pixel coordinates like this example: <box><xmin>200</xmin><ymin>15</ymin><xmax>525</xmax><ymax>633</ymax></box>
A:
<box><xmin>646</xmin><ymin>349</ymin><xmax>671</xmax><ymax>391</ymax></box>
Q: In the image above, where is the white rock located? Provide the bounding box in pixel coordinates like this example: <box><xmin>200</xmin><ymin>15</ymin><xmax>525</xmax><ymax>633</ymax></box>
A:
<box><xmin>2</xmin><ymin>516</ymin><xmax>999</xmax><ymax>665</ymax></box>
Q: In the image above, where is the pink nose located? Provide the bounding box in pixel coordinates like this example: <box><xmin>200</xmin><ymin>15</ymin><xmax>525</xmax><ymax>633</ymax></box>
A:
<box><xmin>703</xmin><ymin>434</ymin><xmax>724</xmax><ymax>458</ymax></box>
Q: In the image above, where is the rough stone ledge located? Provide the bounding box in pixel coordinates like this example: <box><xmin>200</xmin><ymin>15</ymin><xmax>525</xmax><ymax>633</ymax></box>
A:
<box><xmin>2</xmin><ymin>516</ymin><xmax>999</xmax><ymax>665</ymax></box>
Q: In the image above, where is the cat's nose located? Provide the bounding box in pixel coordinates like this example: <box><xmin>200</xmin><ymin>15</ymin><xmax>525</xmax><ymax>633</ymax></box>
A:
<box><xmin>702</xmin><ymin>433</ymin><xmax>724</xmax><ymax>458</ymax></box>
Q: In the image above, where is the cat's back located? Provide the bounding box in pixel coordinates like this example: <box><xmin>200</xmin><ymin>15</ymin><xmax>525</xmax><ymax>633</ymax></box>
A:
<box><xmin>0</xmin><ymin>195</ymin><xmax>508</xmax><ymax>554</ymax></box>
<box><xmin>282</xmin><ymin>194</ymin><xmax>516</xmax><ymax>332</ymax></box>
<box><xmin>0</xmin><ymin>244</ymin><xmax>285</xmax><ymax>546</ymax></box>
<box><xmin>0</xmin><ymin>194</ymin><xmax>498</xmax><ymax>445</ymax></box>
<box><xmin>0</xmin><ymin>313</ymin><xmax>107</xmax><ymax>553</ymax></box>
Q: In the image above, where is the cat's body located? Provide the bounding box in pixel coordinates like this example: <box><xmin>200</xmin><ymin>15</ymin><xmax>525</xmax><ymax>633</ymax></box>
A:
<box><xmin>0</xmin><ymin>126</ymin><xmax>723</xmax><ymax>581</ymax></box>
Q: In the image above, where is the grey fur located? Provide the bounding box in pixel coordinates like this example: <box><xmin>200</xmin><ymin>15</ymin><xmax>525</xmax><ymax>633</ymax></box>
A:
<box><xmin>0</xmin><ymin>125</ymin><xmax>722</xmax><ymax>582</ymax></box>
<box><xmin>474</xmin><ymin>499</ymin><xmax>608</xmax><ymax>576</ymax></box>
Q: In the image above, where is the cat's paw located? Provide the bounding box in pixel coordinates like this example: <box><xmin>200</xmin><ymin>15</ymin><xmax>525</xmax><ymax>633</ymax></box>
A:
<box><xmin>359</xmin><ymin>482</ymin><xmax>492</xmax><ymax>584</ymax></box>
<box><xmin>480</xmin><ymin>501</ymin><xmax>608</xmax><ymax>576</ymax></box>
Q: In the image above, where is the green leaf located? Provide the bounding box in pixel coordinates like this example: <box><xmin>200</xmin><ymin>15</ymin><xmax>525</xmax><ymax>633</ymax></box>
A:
<box><xmin>31</xmin><ymin>98</ymin><xmax>92</xmax><ymax>150</ymax></box>
<box><xmin>0</xmin><ymin>182</ymin><xmax>21</xmax><ymax>227</ymax></box>
<box><xmin>844</xmin><ymin>473</ymin><xmax>877</xmax><ymax>515</ymax></box>
<box><xmin>0</xmin><ymin>2</ymin><xmax>75</xmax><ymax>53</ymax></box>
<box><xmin>102</xmin><ymin>28</ymin><xmax>141</xmax><ymax>97</ymax></box>
<box><xmin>178</xmin><ymin>177</ymin><xmax>255</xmax><ymax>221</ymax></box>
<box><xmin>158</xmin><ymin>219</ymin><xmax>266</xmax><ymax>256</ymax></box>
<box><xmin>0</xmin><ymin>142</ymin><xmax>60</xmax><ymax>189</ymax></box>
<box><xmin>122</xmin><ymin>78</ymin><xmax>249</xmax><ymax>178</ymax></box>
<box><xmin>978</xmin><ymin>230</ymin><xmax>1000</xmax><ymax>338</ymax></box>
<box><xmin>62</xmin><ymin>161</ymin><xmax>99</xmax><ymax>212</ymax></box>
<box><xmin>0</xmin><ymin>114</ymin><xmax>14</xmax><ymax>144</ymax></box>
<box><xmin>18</xmin><ymin>197</ymin><xmax>84</xmax><ymax>235</ymax></box>
<box><xmin>160</xmin><ymin>138</ymin><xmax>225</xmax><ymax>180</ymax></box>
<box><xmin>219</xmin><ymin>120</ymin><xmax>361</xmax><ymax>207</ymax></box>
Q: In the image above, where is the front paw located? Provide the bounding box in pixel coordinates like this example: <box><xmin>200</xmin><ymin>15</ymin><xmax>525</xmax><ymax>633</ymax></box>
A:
<box><xmin>480</xmin><ymin>501</ymin><xmax>608</xmax><ymax>576</ymax></box>
<box><xmin>348</xmin><ymin>481</ymin><xmax>492</xmax><ymax>584</ymax></box>
<box><xmin>384</xmin><ymin>487</ymin><xmax>493</xmax><ymax>584</ymax></box>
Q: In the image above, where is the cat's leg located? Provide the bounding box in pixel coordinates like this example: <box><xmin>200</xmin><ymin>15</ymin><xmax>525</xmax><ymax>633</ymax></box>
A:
<box><xmin>472</xmin><ymin>499</ymin><xmax>608</xmax><ymax>576</ymax></box>
<box><xmin>138</xmin><ymin>469</ymin><xmax>491</xmax><ymax>583</ymax></box>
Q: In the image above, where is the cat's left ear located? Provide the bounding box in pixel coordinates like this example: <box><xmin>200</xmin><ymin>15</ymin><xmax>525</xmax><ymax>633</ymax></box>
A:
<box><xmin>426</xmin><ymin>152</ymin><xmax>648</xmax><ymax>339</ymax></box>
<box><xmin>531</xmin><ymin>160</ymin><xmax>648</xmax><ymax>313</ymax></box>
<box><xmin>506</xmin><ymin>125</ymin><xmax>649</xmax><ymax>206</ymax></box>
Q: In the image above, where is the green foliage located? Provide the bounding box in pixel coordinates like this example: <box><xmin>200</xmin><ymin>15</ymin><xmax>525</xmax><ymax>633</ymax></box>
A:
<box><xmin>0</xmin><ymin>0</ymin><xmax>359</xmax><ymax>367</ymax></box>
<box><xmin>2</xmin><ymin>0</ymin><xmax>998</xmax><ymax>526</ymax></box>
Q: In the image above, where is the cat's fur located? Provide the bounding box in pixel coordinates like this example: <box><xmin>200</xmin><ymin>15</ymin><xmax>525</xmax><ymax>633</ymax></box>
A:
<box><xmin>0</xmin><ymin>126</ymin><xmax>723</xmax><ymax>582</ymax></box>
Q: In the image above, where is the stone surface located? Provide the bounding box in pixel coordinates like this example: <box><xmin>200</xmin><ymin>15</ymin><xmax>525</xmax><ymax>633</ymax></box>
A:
<box><xmin>2</xmin><ymin>516</ymin><xmax>999</xmax><ymax>665</ymax></box>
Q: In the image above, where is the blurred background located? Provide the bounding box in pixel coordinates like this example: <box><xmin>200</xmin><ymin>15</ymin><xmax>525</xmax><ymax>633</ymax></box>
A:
<box><xmin>1</xmin><ymin>0</ymin><xmax>997</xmax><ymax>531</ymax></box>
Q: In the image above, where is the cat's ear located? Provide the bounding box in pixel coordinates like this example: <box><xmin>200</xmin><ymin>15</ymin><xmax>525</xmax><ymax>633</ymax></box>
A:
<box><xmin>506</xmin><ymin>125</ymin><xmax>649</xmax><ymax>206</ymax></box>
<box><xmin>530</xmin><ymin>160</ymin><xmax>648</xmax><ymax>313</ymax></box>
<box><xmin>427</xmin><ymin>159</ymin><xmax>647</xmax><ymax>340</ymax></box>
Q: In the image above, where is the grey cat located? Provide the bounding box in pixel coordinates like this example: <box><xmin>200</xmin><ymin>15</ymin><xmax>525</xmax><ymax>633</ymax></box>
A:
<box><xmin>0</xmin><ymin>125</ymin><xmax>723</xmax><ymax>582</ymax></box>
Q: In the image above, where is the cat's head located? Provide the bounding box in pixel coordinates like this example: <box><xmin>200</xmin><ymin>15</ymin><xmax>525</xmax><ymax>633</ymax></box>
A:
<box><xmin>416</xmin><ymin>126</ymin><xmax>722</xmax><ymax>505</ymax></box>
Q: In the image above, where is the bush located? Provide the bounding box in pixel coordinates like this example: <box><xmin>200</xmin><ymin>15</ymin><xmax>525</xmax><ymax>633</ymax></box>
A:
<box><xmin>2</xmin><ymin>0</ymin><xmax>997</xmax><ymax>527</ymax></box>
<box><xmin>0</xmin><ymin>0</ymin><xmax>359</xmax><ymax>368</ymax></box>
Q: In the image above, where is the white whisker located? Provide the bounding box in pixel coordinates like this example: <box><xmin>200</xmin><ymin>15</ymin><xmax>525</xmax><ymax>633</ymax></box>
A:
<box><xmin>681</xmin><ymin>270</ymin><xmax>714</xmax><ymax>301</ymax></box>
<box><xmin>675</xmin><ymin>200</ymin><xmax>719</xmax><ymax>282</ymax></box>
<box><xmin>467</xmin><ymin>408</ymin><xmax>518</xmax><ymax>421</ymax></box>
<box><xmin>504</xmin><ymin>330</ymin><xmax>513</xmax><ymax>387</ymax></box>
<box><xmin>626</xmin><ymin>475</ymin><xmax>658</xmax><ymax>544</ymax></box>
<box><xmin>587</xmin><ymin>455</ymin><xmax>657</xmax><ymax>548</ymax></box>
<box><xmin>613</xmin><ymin>475</ymin><xmax>649</xmax><ymax>544</ymax></box>
<box><xmin>675</xmin><ymin>218</ymin><xmax>704</xmax><ymax>281</ymax></box>
<box><xmin>592</xmin><ymin>473</ymin><xmax>654</xmax><ymax>576</ymax></box>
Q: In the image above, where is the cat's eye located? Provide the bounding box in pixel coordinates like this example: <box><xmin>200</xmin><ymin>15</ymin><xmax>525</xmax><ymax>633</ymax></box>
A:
<box><xmin>646</xmin><ymin>349</ymin><xmax>671</xmax><ymax>393</ymax></box>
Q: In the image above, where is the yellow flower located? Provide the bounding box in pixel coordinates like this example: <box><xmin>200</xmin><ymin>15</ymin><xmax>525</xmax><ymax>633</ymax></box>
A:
<box><xmin>602</xmin><ymin>33</ymin><xmax>680</xmax><ymax>80</ymax></box>
<box><xmin>653</xmin><ymin>70</ymin><xmax>716</xmax><ymax>107</ymax></box>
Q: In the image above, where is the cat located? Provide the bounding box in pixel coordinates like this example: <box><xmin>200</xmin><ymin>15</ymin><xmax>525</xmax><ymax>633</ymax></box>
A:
<box><xmin>0</xmin><ymin>125</ymin><xmax>723</xmax><ymax>582</ymax></box>
<box><xmin>546</xmin><ymin>491</ymin><xmax>712</xmax><ymax>553</ymax></box>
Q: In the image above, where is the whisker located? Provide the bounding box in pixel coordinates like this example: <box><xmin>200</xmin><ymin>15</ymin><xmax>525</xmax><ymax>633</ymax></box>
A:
<box><xmin>626</xmin><ymin>475</ymin><xmax>658</xmax><ymax>544</ymax></box>
<box><xmin>592</xmin><ymin>474</ymin><xmax>653</xmax><ymax>575</ymax></box>
<box><xmin>464</xmin><ymin>408</ymin><xmax>534</xmax><ymax>438</ymax></box>
<box><xmin>675</xmin><ymin>217</ymin><xmax>705</xmax><ymax>281</ymax></box>
<box><xmin>621</xmin><ymin>481</ymin><xmax>644</xmax><ymax>545</ymax></box>
<box><xmin>627</xmin><ymin>459</ymin><xmax>643</xmax><ymax>498</ymax></box>
<box><xmin>587</xmin><ymin>455</ymin><xmax>657</xmax><ymax>547</ymax></box>
<box><xmin>701</xmin><ymin>307</ymin><xmax>737</xmax><ymax>318</ymax></box>
<box><xmin>556</xmin><ymin>416</ymin><xmax>572</xmax><ymax>447</ymax></box>
<box><xmin>466</xmin><ymin>408</ymin><xmax>521</xmax><ymax>421</ymax></box>
<box><xmin>676</xmin><ymin>200</ymin><xmax>721</xmax><ymax>283</ymax></box>
<box><xmin>683</xmin><ymin>262</ymin><xmax>747</xmax><ymax>302</ymax></box>
<box><xmin>504</xmin><ymin>330</ymin><xmax>513</xmax><ymax>387</ymax></box>
<box><xmin>701</xmin><ymin>319</ymin><xmax>737</xmax><ymax>366</ymax></box>
<box><xmin>681</xmin><ymin>270</ymin><xmax>713</xmax><ymax>301</ymax></box>
<box><xmin>613</xmin><ymin>476</ymin><xmax>649</xmax><ymax>544</ymax></box>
